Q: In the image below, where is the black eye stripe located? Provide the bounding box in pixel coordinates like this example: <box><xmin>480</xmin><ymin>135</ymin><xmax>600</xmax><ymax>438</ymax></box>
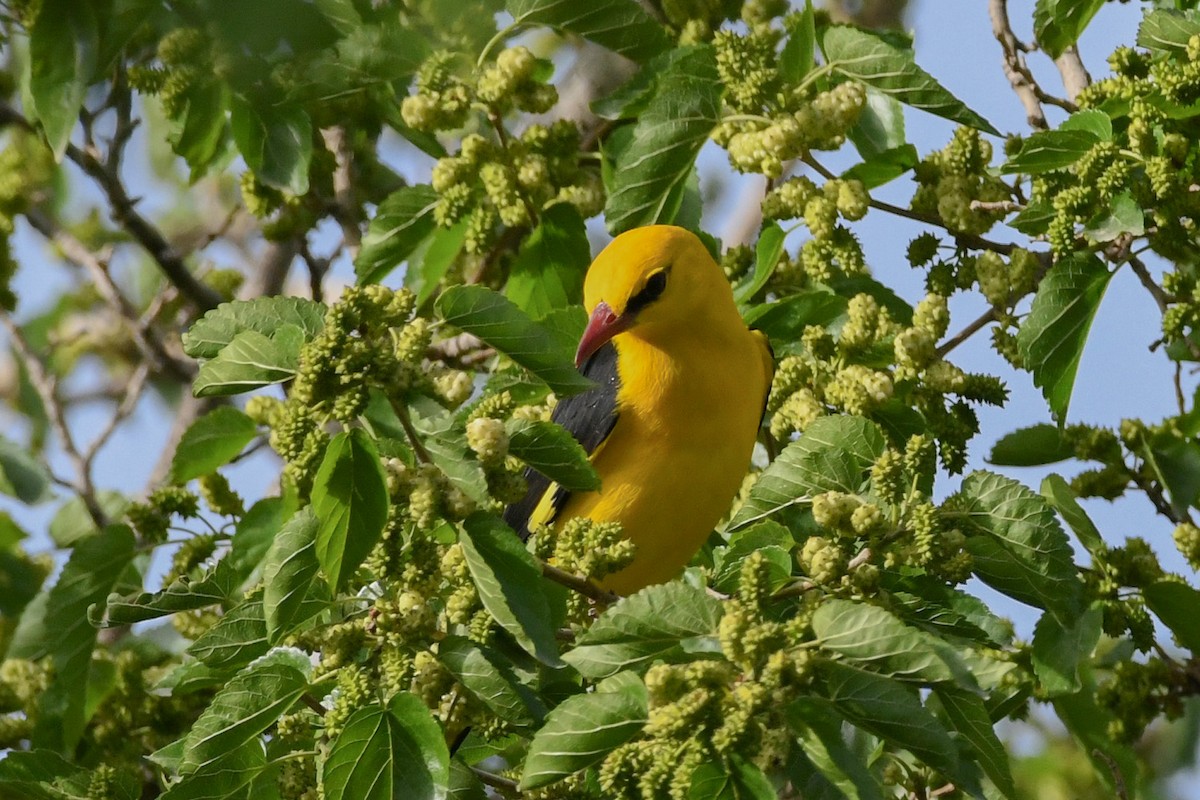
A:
<box><xmin>626</xmin><ymin>269</ymin><xmax>669</xmax><ymax>314</ymax></box>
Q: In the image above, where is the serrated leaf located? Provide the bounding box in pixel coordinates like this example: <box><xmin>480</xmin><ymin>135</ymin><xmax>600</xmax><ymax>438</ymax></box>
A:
<box><xmin>820</xmin><ymin>662</ymin><xmax>977</xmax><ymax>794</ymax></box>
<box><xmin>787</xmin><ymin>698</ymin><xmax>883</xmax><ymax>800</ymax></box>
<box><xmin>193</xmin><ymin>326</ymin><xmax>305</xmax><ymax>397</ymax></box>
<box><xmin>848</xmin><ymin>88</ymin><xmax>907</xmax><ymax>159</ymax></box>
<box><xmin>92</xmin><ymin>557</ymin><xmax>238</xmax><ymax>627</ymax></box>
<box><xmin>263</xmin><ymin>507</ymin><xmax>324</xmax><ymax>642</ymax></box>
<box><xmin>435</xmin><ymin>285</ymin><xmax>592</xmax><ymax>396</ymax></box>
<box><xmin>438</xmin><ymin>636</ymin><xmax>544</xmax><ymax>727</ymax></box>
<box><xmin>229</xmin><ymin>93</ymin><xmax>312</xmax><ymax>194</ymax></box>
<box><xmin>821</xmin><ymin>26</ymin><xmax>998</xmax><ymax>135</ymax></box>
<box><xmin>1031</xmin><ymin>603</ymin><xmax>1102</xmax><ymax>696</ymax></box>
<box><xmin>1059</xmin><ymin>109</ymin><xmax>1112</xmax><ymax>140</ymax></box>
<box><xmin>688</xmin><ymin>756</ymin><xmax>776</xmax><ymax>800</ymax></box>
<box><xmin>1082</xmin><ymin>192</ymin><xmax>1145</xmax><ymax>243</ymax></box>
<box><xmin>0</xmin><ymin>748</ymin><xmax>89</xmax><ymax>800</ymax></box>
<box><xmin>408</xmin><ymin>221</ymin><xmax>468</xmax><ymax>308</ymax></box>
<box><xmin>603</xmin><ymin>46</ymin><xmax>721</xmax><ymax>234</ymax></box>
<box><xmin>183</xmin><ymin>297</ymin><xmax>326</xmax><ymax>359</ymax></box>
<box><xmin>1016</xmin><ymin>254</ymin><xmax>1113</xmax><ymax>423</ymax></box>
<box><xmin>0</xmin><ymin>435</ymin><xmax>53</xmax><ymax>504</ymax></box>
<box><xmin>170</xmin><ymin>81</ymin><xmax>230</xmax><ymax>181</ymax></box>
<box><xmin>1144</xmin><ymin>580</ymin><xmax>1200</xmax><ymax>652</ymax></box>
<box><xmin>187</xmin><ymin>600</ymin><xmax>271</xmax><ymax>670</ymax></box>
<box><xmin>161</xmin><ymin>739</ymin><xmax>267</xmax><ymax>800</ymax></box>
<box><xmin>1001</xmin><ymin>129</ymin><xmax>1098</xmax><ymax>174</ymax></box>
<box><xmin>323</xmin><ymin>693</ymin><xmax>449</xmax><ymax>800</ymax></box>
<box><xmin>728</xmin><ymin>416</ymin><xmax>886</xmax><ymax>530</ymax></box>
<box><xmin>506</xmin><ymin>0</ymin><xmax>669</xmax><ymax>63</ymax></box>
<box><xmin>563</xmin><ymin>582</ymin><xmax>724</xmax><ymax>679</ymax></box>
<box><xmin>1035</xmin><ymin>0</ymin><xmax>1105</xmax><ymax>58</ymax></box>
<box><xmin>28</xmin><ymin>0</ymin><xmax>98</xmax><ymax>157</ymax></box>
<box><xmin>520</xmin><ymin>672</ymin><xmax>648</xmax><ymax>790</ymax></box>
<box><xmin>883</xmin><ymin>571</ymin><xmax>1014</xmax><ymax>646</ymax></box>
<box><xmin>734</xmin><ymin>224</ymin><xmax>786</xmax><ymax>304</ymax></box>
<box><xmin>169</xmin><ymin>406</ymin><xmax>258</xmax><ymax>483</ymax></box>
<box><xmin>958</xmin><ymin>471</ymin><xmax>1083</xmax><ymax>618</ymax></box>
<box><xmin>932</xmin><ymin>686</ymin><xmax>1017</xmax><ymax>799</ymax></box>
<box><xmin>711</xmin><ymin>520</ymin><xmax>793</xmax><ymax>594</ymax></box>
<box><xmin>988</xmin><ymin>424</ymin><xmax>1074</xmax><ymax>466</ymax></box>
<box><xmin>1040</xmin><ymin>474</ymin><xmax>1104</xmax><ymax>557</ymax></box>
<box><xmin>812</xmin><ymin>599</ymin><xmax>971</xmax><ymax>686</ymax></box>
<box><xmin>312</xmin><ymin>429</ymin><xmax>389</xmax><ymax>590</ymax></box>
<box><xmin>505</xmin><ymin>204</ymin><xmax>590</xmax><ymax>319</ymax></box>
<box><xmin>180</xmin><ymin>654</ymin><xmax>310</xmax><ymax>774</ymax></box>
<box><xmin>742</xmin><ymin>291</ymin><xmax>848</xmax><ymax>350</ymax></box>
<box><xmin>1138</xmin><ymin>9</ymin><xmax>1200</xmax><ymax>56</ymax></box>
<box><xmin>506</xmin><ymin>418</ymin><xmax>599</xmax><ymax>492</ymax></box>
<box><xmin>1008</xmin><ymin>200</ymin><xmax>1055</xmax><ymax>235</ymax></box>
<box><xmin>459</xmin><ymin>513</ymin><xmax>561</xmax><ymax>666</ymax></box>
<box><xmin>355</xmin><ymin>185</ymin><xmax>440</xmax><ymax>285</ymax></box>
<box><xmin>32</xmin><ymin>525</ymin><xmax>136</xmax><ymax>751</ymax></box>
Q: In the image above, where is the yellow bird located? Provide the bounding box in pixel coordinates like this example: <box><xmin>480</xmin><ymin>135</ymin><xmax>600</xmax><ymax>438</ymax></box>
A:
<box><xmin>504</xmin><ymin>225</ymin><xmax>774</xmax><ymax>594</ymax></box>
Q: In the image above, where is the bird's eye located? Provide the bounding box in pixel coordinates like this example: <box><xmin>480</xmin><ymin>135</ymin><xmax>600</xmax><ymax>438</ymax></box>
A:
<box><xmin>627</xmin><ymin>269</ymin><xmax>668</xmax><ymax>313</ymax></box>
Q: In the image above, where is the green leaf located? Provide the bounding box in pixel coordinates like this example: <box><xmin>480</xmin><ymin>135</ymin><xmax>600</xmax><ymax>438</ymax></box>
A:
<box><xmin>1001</xmin><ymin>129</ymin><xmax>1098</xmax><ymax>174</ymax></box>
<box><xmin>187</xmin><ymin>600</ymin><xmax>270</xmax><ymax>670</ymax></box>
<box><xmin>932</xmin><ymin>686</ymin><xmax>1018</xmax><ymax>799</ymax></box>
<box><xmin>312</xmin><ymin>429</ymin><xmax>389</xmax><ymax>590</ymax></box>
<box><xmin>91</xmin><ymin>558</ymin><xmax>238</xmax><ymax>627</ymax></box>
<box><xmin>1082</xmin><ymin>192</ymin><xmax>1145</xmax><ymax>243</ymax></box>
<box><xmin>812</xmin><ymin>599</ymin><xmax>970</xmax><ymax>685</ymax></box>
<box><xmin>848</xmin><ymin>88</ymin><xmax>907</xmax><ymax>159</ymax></box>
<box><xmin>843</xmin><ymin>144</ymin><xmax>918</xmax><ymax>190</ymax></box>
<box><xmin>0</xmin><ymin>549</ymin><xmax>43</xmax><ymax>617</ymax></box>
<box><xmin>1016</xmin><ymin>254</ymin><xmax>1114</xmax><ymax>423</ymax></box>
<box><xmin>688</xmin><ymin>756</ymin><xmax>776</xmax><ymax>800</ymax></box>
<box><xmin>563</xmin><ymin>582</ymin><xmax>724</xmax><ymax>680</ymax></box>
<box><xmin>821</xmin><ymin>26</ymin><xmax>998</xmax><ymax>135</ymax></box>
<box><xmin>1144</xmin><ymin>580</ymin><xmax>1200</xmax><ymax>652</ymax></box>
<box><xmin>1059</xmin><ymin>109</ymin><xmax>1113</xmax><ymax>140</ymax></box>
<box><xmin>408</xmin><ymin>221</ymin><xmax>468</xmax><ymax>309</ymax></box>
<box><xmin>229</xmin><ymin>94</ymin><xmax>312</xmax><ymax>194</ymax></box>
<box><xmin>183</xmin><ymin>297</ymin><xmax>326</xmax><ymax>359</ymax></box>
<box><xmin>180</xmin><ymin>652</ymin><xmax>310</xmax><ymax>774</ymax></box>
<box><xmin>355</xmin><ymin>185</ymin><xmax>440</xmax><ymax>285</ymax></box>
<box><xmin>0</xmin><ymin>749</ymin><xmax>90</xmax><ymax>800</ymax></box>
<box><xmin>819</xmin><ymin>662</ymin><xmax>975</xmax><ymax>793</ymax></box>
<box><xmin>161</xmin><ymin>739</ymin><xmax>267</xmax><ymax>800</ymax></box>
<box><xmin>31</xmin><ymin>526</ymin><xmax>136</xmax><ymax>752</ymax></box>
<box><xmin>603</xmin><ymin>46</ymin><xmax>722</xmax><ymax>234</ymax></box>
<box><xmin>1031</xmin><ymin>604</ymin><xmax>1102</xmax><ymax>696</ymax></box>
<box><xmin>169</xmin><ymin>407</ymin><xmax>258</xmax><ymax>483</ymax></box>
<box><xmin>323</xmin><ymin>693</ymin><xmax>450</xmax><ymax>800</ymax></box>
<box><xmin>780</xmin><ymin>0</ymin><xmax>816</xmax><ymax>82</ymax></box>
<box><xmin>28</xmin><ymin>0</ymin><xmax>98</xmax><ymax>157</ymax></box>
<box><xmin>728</xmin><ymin>415</ymin><xmax>886</xmax><ymax>530</ymax></box>
<box><xmin>1008</xmin><ymin>200</ymin><xmax>1055</xmax><ymax>236</ymax></box>
<box><xmin>0</xmin><ymin>436</ymin><xmax>53</xmax><ymax>504</ymax></box>
<box><xmin>505</xmin><ymin>204</ymin><xmax>590</xmax><ymax>320</ymax></box>
<box><xmin>787</xmin><ymin>698</ymin><xmax>883</xmax><ymax>800</ymax></box>
<box><xmin>520</xmin><ymin>672</ymin><xmax>648</xmax><ymax>790</ymax></box>
<box><xmin>506</xmin><ymin>0</ymin><xmax>670</xmax><ymax>64</ymax></box>
<box><xmin>1138</xmin><ymin>9</ymin><xmax>1200</xmax><ymax>56</ymax></box>
<box><xmin>1040</xmin><ymin>474</ymin><xmax>1104</xmax><ymax>557</ymax></box>
<box><xmin>459</xmin><ymin>512</ymin><xmax>561</xmax><ymax>666</ymax></box>
<box><xmin>988</xmin><ymin>424</ymin><xmax>1074</xmax><ymax>466</ymax></box>
<box><xmin>413</xmin><ymin>412</ymin><xmax>491</xmax><ymax>506</ymax></box>
<box><xmin>1053</xmin><ymin>670</ymin><xmax>1144</xmax><ymax>795</ymax></box>
<box><xmin>742</xmin><ymin>291</ymin><xmax>848</xmax><ymax>349</ymax></box>
<box><xmin>193</xmin><ymin>326</ymin><xmax>305</xmax><ymax>396</ymax></box>
<box><xmin>435</xmin><ymin>285</ymin><xmax>593</xmax><ymax>396</ymax></box>
<box><xmin>170</xmin><ymin>81</ymin><xmax>231</xmax><ymax>181</ymax></box>
<box><xmin>228</xmin><ymin>495</ymin><xmax>298</xmax><ymax>586</ymax></box>
<box><xmin>711</xmin><ymin>520</ymin><xmax>793</xmax><ymax>595</ymax></box>
<box><xmin>438</xmin><ymin>636</ymin><xmax>544</xmax><ymax>727</ymax></box>
<box><xmin>263</xmin><ymin>507</ymin><xmax>324</xmax><ymax>642</ymax></box>
<box><xmin>1034</xmin><ymin>0</ymin><xmax>1106</xmax><ymax>58</ymax></box>
<box><xmin>958</xmin><ymin>471</ymin><xmax>1083</xmax><ymax>618</ymax></box>
<box><xmin>506</xmin><ymin>418</ymin><xmax>599</xmax><ymax>492</ymax></box>
<box><xmin>734</xmin><ymin>224</ymin><xmax>786</xmax><ymax>304</ymax></box>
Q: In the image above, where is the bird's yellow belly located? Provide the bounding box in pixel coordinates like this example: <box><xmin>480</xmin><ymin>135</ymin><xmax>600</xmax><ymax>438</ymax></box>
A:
<box><xmin>560</xmin><ymin>342</ymin><xmax>765</xmax><ymax>594</ymax></box>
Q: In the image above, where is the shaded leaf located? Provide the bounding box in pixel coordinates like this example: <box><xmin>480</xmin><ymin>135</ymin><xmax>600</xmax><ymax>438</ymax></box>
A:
<box><xmin>505</xmin><ymin>204</ymin><xmax>590</xmax><ymax>319</ymax></box>
<box><xmin>229</xmin><ymin>94</ymin><xmax>312</xmax><ymax>194</ymax></box>
<box><xmin>506</xmin><ymin>418</ymin><xmax>600</xmax><ymax>492</ymax></box>
<box><xmin>1031</xmin><ymin>603</ymin><xmax>1102</xmax><ymax>696</ymax></box>
<box><xmin>843</xmin><ymin>144</ymin><xmax>918</xmax><ymax>189</ymax></box>
<box><xmin>932</xmin><ymin>686</ymin><xmax>1017</xmax><ymax>799</ymax></box>
<box><xmin>438</xmin><ymin>636</ymin><xmax>544</xmax><ymax>727</ymax></box>
<box><xmin>1040</xmin><ymin>474</ymin><xmax>1104</xmax><ymax>557</ymax></box>
<box><xmin>183</xmin><ymin>297</ymin><xmax>325</xmax><ymax>359</ymax></box>
<box><xmin>1035</xmin><ymin>0</ymin><xmax>1106</xmax><ymax>58</ymax></box>
<box><xmin>263</xmin><ymin>507</ymin><xmax>324</xmax><ymax>642</ymax></box>
<box><xmin>780</xmin><ymin>0</ymin><xmax>816</xmax><ymax>82</ymax></box>
<box><xmin>1082</xmin><ymin>192</ymin><xmax>1145</xmax><ymax>243</ymax></box>
<box><xmin>92</xmin><ymin>557</ymin><xmax>238</xmax><ymax>627</ymax></box>
<box><xmin>161</xmin><ymin>739</ymin><xmax>267</xmax><ymax>800</ymax></box>
<box><xmin>187</xmin><ymin>600</ymin><xmax>270</xmax><ymax>670</ymax></box>
<box><xmin>787</xmin><ymin>698</ymin><xmax>883</xmax><ymax>800</ymax></box>
<box><xmin>1144</xmin><ymin>580</ymin><xmax>1200</xmax><ymax>652</ymax></box>
<box><xmin>28</xmin><ymin>0</ymin><xmax>98</xmax><ymax>156</ymax></box>
<box><xmin>312</xmin><ymin>429</ymin><xmax>389</xmax><ymax>590</ymax></box>
<box><xmin>169</xmin><ymin>407</ymin><xmax>258</xmax><ymax>483</ymax></box>
<box><xmin>0</xmin><ymin>436</ymin><xmax>53</xmax><ymax>504</ymax></box>
<box><xmin>1001</xmin><ymin>129</ymin><xmax>1098</xmax><ymax>174</ymax></box>
<box><xmin>988</xmin><ymin>424</ymin><xmax>1073</xmax><ymax>466</ymax></box>
<box><xmin>734</xmin><ymin>224</ymin><xmax>786</xmax><ymax>304</ymax></box>
<box><xmin>506</xmin><ymin>0</ymin><xmax>669</xmax><ymax>63</ymax></box>
<box><xmin>356</xmin><ymin>185</ymin><xmax>440</xmax><ymax>285</ymax></box>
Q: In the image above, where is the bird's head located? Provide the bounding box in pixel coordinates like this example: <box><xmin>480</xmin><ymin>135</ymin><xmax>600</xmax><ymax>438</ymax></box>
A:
<box><xmin>575</xmin><ymin>225</ymin><xmax>733</xmax><ymax>367</ymax></box>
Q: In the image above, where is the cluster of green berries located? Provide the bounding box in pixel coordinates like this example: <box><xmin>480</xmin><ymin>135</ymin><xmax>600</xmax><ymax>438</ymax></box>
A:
<box><xmin>760</xmin><ymin>176</ymin><xmax>870</xmax><ymax>288</ymax></box>
<box><xmin>431</xmin><ymin>120</ymin><xmax>602</xmax><ymax>253</ymax></box>
<box><xmin>128</xmin><ymin>27</ymin><xmax>213</xmax><ymax>119</ymax></box>
<box><xmin>530</xmin><ymin>516</ymin><xmax>635</xmax><ymax>621</ymax></box>
<box><xmin>1173</xmin><ymin>522</ymin><xmax>1200</xmax><ymax>570</ymax></box>
<box><xmin>910</xmin><ymin>127</ymin><xmax>1009</xmax><ymax>236</ymax></box>
<box><xmin>0</xmin><ymin>658</ymin><xmax>50</xmax><ymax>748</ymax></box>
<box><xmin>1097</xmin><ymin>657</ymin><xmax>1185</xmax><ymax>743</ymax></box>
<box><xmin>1084</xmin><ymin>538</ymin><xmax>1164</xmax><ymax>652</ymax></box>
<box><xmin>125</xmin><ymin>485</ymin><xmax>200</xmax><ymax>544</ymax></box>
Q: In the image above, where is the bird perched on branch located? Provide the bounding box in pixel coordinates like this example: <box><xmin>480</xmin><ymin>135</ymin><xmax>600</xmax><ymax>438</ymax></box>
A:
<box><xmin>504</xmin><ymin>225</ymin><xmax>774</xmax><ymax>594</ymax></box>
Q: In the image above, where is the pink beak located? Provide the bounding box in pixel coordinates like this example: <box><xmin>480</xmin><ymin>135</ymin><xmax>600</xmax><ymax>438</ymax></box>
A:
<box><xmin>575</xmin><ymin>301</ymin><xmax>631</xmax><ymax>367</ymax></box>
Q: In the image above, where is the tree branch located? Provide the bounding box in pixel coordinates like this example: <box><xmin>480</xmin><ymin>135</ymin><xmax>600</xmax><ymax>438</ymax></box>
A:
<box><xmin>540</xmin><ymin>561</ymin><xmax>621</xmax><ymax>605</ymax></box>
<box><xmin>1054</xmin><ymin>45</ymin><xmax>1092</xmax><ymax>104</ymax></box>
<box><xmin>988</xmin><ymin>0</ymin><xmax>1047</xmax><ymax>129</ymax></box>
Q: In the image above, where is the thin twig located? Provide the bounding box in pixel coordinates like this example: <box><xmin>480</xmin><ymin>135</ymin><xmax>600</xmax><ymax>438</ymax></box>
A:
<box><xmin>393</xmin><ymin>400</ymin><xmax>433</xmax><ymax>464</ymax></box>
<box><xmin>936</xmin><ymin>308</ymin><xmax>997</xmax><ymax>359</ymax></box>
<box><xmin>320</xmin><ymin>126</ymin><xmax>362</xmax><ymax>261</ymax></box>
<box><xmin>540</xmin><ymin>561</ymin><xmax>621</xmax><ymax>605</ymax></box>
<box><xmin>82</xmin><ymin>361</ymin><xmax>150</xmax><ymax>469</ymax></box>
<box><xmin>1</xmin><ymin>315</ymin><xmax>108</xmax><ymax>527</ymax></box>
<box><xmin>988</xmin><ymin>0</ymin><xmax>1047</xmax><ymax>129</ymax></box>
<box><xmin>969</xmin><ymin>199</ymin><xmax>1025</xmax><ymax>214</ymax></box>
<box><xmin>471</xmin><ymin>766</ymin><xmax>521</xmax><ymax>795</ymax></box>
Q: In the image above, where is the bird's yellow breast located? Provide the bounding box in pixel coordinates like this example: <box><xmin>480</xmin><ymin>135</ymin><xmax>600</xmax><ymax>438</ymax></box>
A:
<box><xmin>560</xmin><ymin>325</ymin><xmax>771</xmax><ymax>594</ymax></box>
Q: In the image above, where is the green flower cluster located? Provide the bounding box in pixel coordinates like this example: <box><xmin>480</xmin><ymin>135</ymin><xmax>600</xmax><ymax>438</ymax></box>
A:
<box><xmin>531</xmin><ymin>516</ymin><xmax>636</xmax><ymax>620</ymax></box>
<box><xmin>1096</xmin><ymin>656</ymin><xmax>1185</xmax><ymax>743</ymax></box>
<box><xmin>710</xmin><ymin>26</ymin><xmax>867</xmax><ymax>178</ymax></box>
<box><xmin>600</xmin><ymin>554</ymin><xmax>811</xmax><ymax>799</ymax></box>
<box><xmin>761</xmin><ymin>176</ymin><xmax>870</xmax><ymax>288</ymax></box>
<box><xmin>910</xmin><ymin>127</ymin><xmax>1009</xmax><ymax>236</ymax></box>
<box><xmin>125</xmin><ymin>485</ymin><xmax>201</xmax><ymax>544</ymax></box>
<box><xmin>767</xmin><ymin>291</ymin><xmax>1005</xmax><ymax>471</ymax></box>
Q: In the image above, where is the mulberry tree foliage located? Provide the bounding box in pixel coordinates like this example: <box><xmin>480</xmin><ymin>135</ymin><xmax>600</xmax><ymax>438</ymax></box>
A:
<box><xmin>5</xmin><ymin>0</ymin><xmax>1200</xmax><ymax>798</ymax></box>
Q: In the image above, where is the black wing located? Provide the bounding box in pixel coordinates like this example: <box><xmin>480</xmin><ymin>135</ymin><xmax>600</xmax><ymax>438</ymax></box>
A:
<box><xmin>502</xmin><ymin>341</ymin><xmax>621</xmax><ymax>540</ymax></box>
